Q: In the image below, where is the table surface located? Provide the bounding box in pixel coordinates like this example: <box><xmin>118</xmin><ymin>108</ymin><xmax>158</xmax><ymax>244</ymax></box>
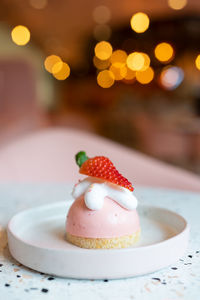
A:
<box><xmin>0</xmin><ymin>184</ymin><xmax>199</xmax><ymax>300</ymax></box>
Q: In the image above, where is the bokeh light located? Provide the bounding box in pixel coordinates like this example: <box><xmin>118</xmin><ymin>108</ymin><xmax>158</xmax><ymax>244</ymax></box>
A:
<box><xmin>97</xmin><ymin>70</ymin><xmax>115</xmax><ymax>88</ymax></box>
<box><xmin>109</xmin><ymin>64</ymin><xmax>127</xmax><ymax>80</ymax></box>
<box><xmin>195</xmin><ymin>54</ymin><xmax>200</xmax><ymax>70</ymax></box>
<box><xmin>95</xmin><ymin>41</ymin><xmax>113</xmax><ymax>60</ymax></box>
<box><xmin>93</xmin><ymin>56</ymin><xmax>110</xmax><ymax>70</ymax></box>
<box><xmin>140</xmin><ymin>53</ymin><xmax>150</xmax><ymax>71</ymax></box>
<box><xmin>130</xmin><ymin>12</ymin><xmax>150</xmax><ymax>33</ymax></box>
<box><xmin>93</xmin><ymin>25</ymin><xmax>112</xmax><ymax>41</ymax></box>
<box><xmin>126</xmin><ymin>52</ymin><xmax>145</xmax><ymax>71</ymax></box>
<box><xmin>160</xmin><ymin>66</ymin><xmax>184</xmax><ymax>90</ymax></box>
<box><xmin>11</xmin><ymin>25</ymin><xmax>30</xmax><ymax>46</ymax></box>
<box><xmin>154</xmin><ymin>42</ymin><xmax>174</xmax><ymax>63</ymax></box>
<box><xmin>124</xmin><ymin>68</ymin><xmax>136</xmax><ymax>81</ymax></box>
<box><xmin>29</xmin><ymin>0</ymin><xmax>48</xmax><ymax>9</ymax></box>
<box><xmin>168</xmin><ymin>0</ymin><xmax>187</xmax><ymax>10</ymax></box>
<box><xmin>110</xmin><ymin>50</ymin><xmax>127</xmax><ymax>67</ymax></box>
<box><xmin>136</xmin><ymin>67</ymin><xmax>154</xmax><ymax>84</ymax></box>
<box><xmin>52</xmin><ymin>62</ymin><xmax>70</xmax><ymax>80</ymax></box>
<box><xmin>93</xmin><ymin>6</ymin><xmax>111</xmax><ymax>24</ymax></box>
<box><xmin>44</xmin><ymin>55</ymin><xmax>62</xmax><ymax>73</ymax></box>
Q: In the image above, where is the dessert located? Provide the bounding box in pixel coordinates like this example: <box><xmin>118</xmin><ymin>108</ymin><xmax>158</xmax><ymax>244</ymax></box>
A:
<box><xmin>66</xmin><ymin>151</ymin><xmax>140</xmax><ymax>249</ymax></box>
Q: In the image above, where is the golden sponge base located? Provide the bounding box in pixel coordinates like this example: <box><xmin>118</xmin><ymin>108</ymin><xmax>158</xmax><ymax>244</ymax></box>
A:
<box><xmin>66</xmin><ymin>230</ymin><xmax>140</xmax><ymax>249</ymax></box>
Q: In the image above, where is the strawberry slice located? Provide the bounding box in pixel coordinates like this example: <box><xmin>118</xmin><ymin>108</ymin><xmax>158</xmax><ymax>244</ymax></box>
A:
<box><xmin>75</xmin><ymin>151</ymin><xmax>134</xmax><ymax>191</ymax></box>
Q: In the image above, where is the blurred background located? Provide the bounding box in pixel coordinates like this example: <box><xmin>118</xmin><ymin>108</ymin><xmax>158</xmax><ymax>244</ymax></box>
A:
<box><xmin>0</xmin><ymin>0</ymin><xmax>200</xmax><ymax>174</ymax></box>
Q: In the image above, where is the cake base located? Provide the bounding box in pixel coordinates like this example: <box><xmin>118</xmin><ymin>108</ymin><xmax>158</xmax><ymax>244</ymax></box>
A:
<box><xmin>66</xmin><ymin>230</ymin><xmax>140</xmax><ymax>249</ymax></box>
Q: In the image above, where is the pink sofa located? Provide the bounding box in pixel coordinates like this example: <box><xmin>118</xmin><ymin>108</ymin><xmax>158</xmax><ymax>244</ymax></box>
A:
<box><xmin>0</xmin><ymin>128</ymin><xmax>199</xmax><ymax>192</ymax></box>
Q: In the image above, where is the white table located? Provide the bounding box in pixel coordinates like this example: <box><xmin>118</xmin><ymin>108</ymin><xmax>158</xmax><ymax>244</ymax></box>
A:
<box><xmin>0</xmin><ymin>184</ymin><xmax>199</xmax><ymax>300</ymax></box>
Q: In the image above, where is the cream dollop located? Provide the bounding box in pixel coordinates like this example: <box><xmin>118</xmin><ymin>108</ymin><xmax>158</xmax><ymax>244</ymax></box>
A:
<box><xmin>72</xmin><ymin>177</ymin><xmax>138</xmax><ymax>211</ymax></box>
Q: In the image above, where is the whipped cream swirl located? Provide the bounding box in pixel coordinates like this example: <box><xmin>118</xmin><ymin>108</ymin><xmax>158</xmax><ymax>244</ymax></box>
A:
<box><xmin>72</xmin><ymin>177</ymin><xmax>138</xmax><ymax>211</ymax></box>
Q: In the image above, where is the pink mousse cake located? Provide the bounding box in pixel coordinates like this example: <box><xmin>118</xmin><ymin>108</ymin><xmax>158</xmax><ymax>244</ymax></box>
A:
<box><xmin>66</xmin><ymin>151</ymin><xmax>140</xmax><ymax>249</ymax></box>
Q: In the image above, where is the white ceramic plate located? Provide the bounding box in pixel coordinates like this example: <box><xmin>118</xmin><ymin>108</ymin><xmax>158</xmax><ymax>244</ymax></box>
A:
<box><xmin>7</xmin><ymin>201</ymin><xmax>189</xmax><ymax>279</ymax></box>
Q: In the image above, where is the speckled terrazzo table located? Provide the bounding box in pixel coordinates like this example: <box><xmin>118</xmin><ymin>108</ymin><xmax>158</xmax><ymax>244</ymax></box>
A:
<box><xmin>0</xmin><ymin>184</ymin><xmax>199</xmax><ymax>300</ymax></box>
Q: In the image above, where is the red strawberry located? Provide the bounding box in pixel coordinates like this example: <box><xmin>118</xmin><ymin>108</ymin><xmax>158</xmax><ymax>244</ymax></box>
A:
<box><xmin>75</xmin><ymin>151</ymin><xmax>134</xmax><ymax>191</ymax></box>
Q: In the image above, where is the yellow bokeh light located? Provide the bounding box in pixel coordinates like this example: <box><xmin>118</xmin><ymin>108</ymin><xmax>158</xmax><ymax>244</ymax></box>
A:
<box><xmin>124</xmin><ymin>67</ymin><xmax>136</xmax><ymax>80</ymax></box>
<box><xmin>44</xmin><ymin>55</ymin><xmax>62</xmax><ymax>73</ymax></box>
<box><xmin>126</xmin><ymin>52</ymin><xmax>145</xmax><ymax>71</ymax></box>
<box><xmin>109</xmin><ymin>64</ymin><xmax>127</xmax><ymax>80</ymax></box>
<box><xmin>11</xmin><ymin>25</ymin><xmax>30</xmax><ymax>46</ymax></box>
<box><xmin>93</xmin><ymin>56</ymin><xmax>110</xmax><ymax>70</ymax></box>
<box><xmin>154</xmin><ymin>42</ymin><xmax>174</xmax><ymax>63</ymax></box>
<box><xmin>110</xmin><ymin>50</ymin><xmax>127</xmax><ymax>67</ymax></box>
<box><xmin>136</xmin><ymin>67</ymin><xmax>154</xmax><ymax>84</ymax></box>
<box><xmin>95</xmin><ymin>41</ymin><xmax>113</xmax><ymax>60</ymax></box>
<box><xmin>195</xmin><ymin>55</ymin><xmax>200</xmax><ymax>70</ymax></box>
<box><xmin>52</xmin><ymin>62</ymin><xmax>63</xmax><ymax>74</ymax></box>
<box><xmin>140</xmin><ymin>53</ymin><xmax>150</xmax><ymax>71</ymax></box>
<box><xmin>130</xmin><ymin>12</ymin><xmax>150</xmax><ymax>33</ymax></box>
<box><xmin>97</xmin><ymin>70</ymin><xmax>115</xmax><ymax>88</ymax></box>
<box><xmin>52</xmin><ymin>62</ymin><xmax>70</xmax><ymax>80</ymax></box>
<box><xmin>168</xmin><ymin>0</ymin><xmax>187</xmax><ymax>10</ymax></box>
